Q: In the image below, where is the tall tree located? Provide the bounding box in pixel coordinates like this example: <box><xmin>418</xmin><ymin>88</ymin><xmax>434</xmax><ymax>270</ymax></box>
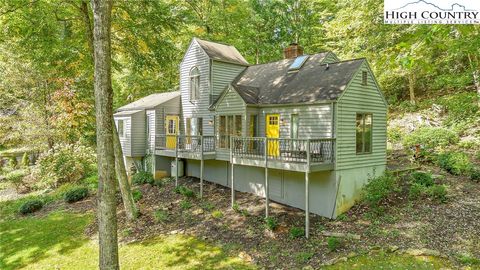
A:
<box><xmin>91</xmin><ymin>0</ymin><xmax>119</xmax><ymax>269</ymax></box>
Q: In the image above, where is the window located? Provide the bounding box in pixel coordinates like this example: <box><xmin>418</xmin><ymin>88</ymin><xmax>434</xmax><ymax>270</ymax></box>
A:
<box><xmin>167</xmin><ymin>119</ymin><xmax>176</xmax><ymax>134</ymax></box>
<box><xmin>249</xmin><ymin>115</ymin><xmax>257</xmax><ymax>137</ymax></box>
<box><xmin>288</xmin><ymin>55</ymin><xmax>309</xmax><ymax>71</ymax></box>
<box><xmin>356</xmin><ymin>113</ymin><xmax>372</xmax><ymax>154</ymax></box>
<box><xmin>118</xmin><ymin>120</ymin><xmax>124</xmax><ymax>137</ymax></box>
<box><xmin>290</xmin><ymin>114</ymin><xmax>299</xmax><ymax>139</ymax></box>
<box><xmin>189</xmin><ymin>67</ymin><xmax>200</xmax><ymax>101</ymax></box>
<box><xmin>218</xmin><ymin>115</ymin><xmax>242</xmax><ymax>149</ymax></box>
<box><xmin>186</xmin><ymin>118</ymin><xmax>192</xmax><ymax>136</ymax></box>
<box><xmin>362</xmin><ymin>71</ymin><xmax>368</xmax><ymax>86</ymax></box>
<box><xmin>197</xmin><ymin>118</ymin><xmax>203</xmax><ymax>136</ymax></box>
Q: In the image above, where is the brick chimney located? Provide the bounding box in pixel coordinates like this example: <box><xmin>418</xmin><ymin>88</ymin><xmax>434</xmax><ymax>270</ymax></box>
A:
<box><xmin>283</xmin><ymin>43</ymin><xmax>303</xmax><ymax>59</ymax></box>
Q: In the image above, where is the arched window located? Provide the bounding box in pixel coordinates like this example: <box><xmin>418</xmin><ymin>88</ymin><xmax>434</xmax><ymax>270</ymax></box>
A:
<box><xmin>189</xmin><ymin>67</ymin><xmax>200</xmax><ymax>102</ymax></box>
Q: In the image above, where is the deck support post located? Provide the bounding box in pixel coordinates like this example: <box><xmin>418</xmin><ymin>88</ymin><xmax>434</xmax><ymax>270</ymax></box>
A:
<box><xmin>175</xmin><ymin>136</ymin><xmax>179</xmax><ymax>187</ymax></box>
<box><xmin>230</xmin><ymin>137</ymin><xmax>235</xmax><ymax>207</ymax></box>
<box><xmin>305</xmin><ymin>139</ymin><xmax>311</xmax><ymax>239</ymax></box>
<box><xmin>200</xmin><ymin>136</ymin><xmax>204</xmax><ymax>198</ymax></box>
<box><xmin>264</xmin><ymin>137</ymin><xmax>269</xmax><ymax>218</ymax></box>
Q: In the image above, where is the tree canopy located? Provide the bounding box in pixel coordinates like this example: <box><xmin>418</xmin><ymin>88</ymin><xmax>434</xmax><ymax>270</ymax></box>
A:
<box><xmin>0</xmin><ymin>0</ymin><xmax>479</xmax><ymax>149</ymax></box>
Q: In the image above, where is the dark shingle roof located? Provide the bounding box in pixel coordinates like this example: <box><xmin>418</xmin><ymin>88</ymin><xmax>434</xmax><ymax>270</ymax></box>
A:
<box><xmin>196</xmin><ymin>38</ymin><xmax>249</xmax><ymax>66</ymax></box>
<box><xmin>228</xmin><ymin>54</ymin><xmax>364</xmax><ymax>105</ymax></box>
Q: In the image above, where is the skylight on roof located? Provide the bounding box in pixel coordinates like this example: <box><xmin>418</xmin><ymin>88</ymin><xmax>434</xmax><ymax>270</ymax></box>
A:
<box><xmin>288</xmin><ymin>55</ymin><xmax>309</xmax><ymax>71</ymax></box>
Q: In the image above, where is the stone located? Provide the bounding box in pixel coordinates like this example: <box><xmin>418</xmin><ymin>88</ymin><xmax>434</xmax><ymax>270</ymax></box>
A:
<box><xmin>239</xmin><ymin>251</ymin><xmax>253</xmax><ymax>262</ymax></box>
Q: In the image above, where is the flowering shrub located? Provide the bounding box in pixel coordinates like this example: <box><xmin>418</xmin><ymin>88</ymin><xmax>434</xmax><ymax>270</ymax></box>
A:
<box><xmin>33</xmin><ymin>143</ymin><xmax>96</xmax><ymax>189</ymax></box>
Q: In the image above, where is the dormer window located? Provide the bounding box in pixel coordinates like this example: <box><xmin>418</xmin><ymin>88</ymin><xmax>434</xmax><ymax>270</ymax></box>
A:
<box><xmin>189</xmin><ymin>67</ymin><xmax>200</xmax><ymax>102</ymax></box>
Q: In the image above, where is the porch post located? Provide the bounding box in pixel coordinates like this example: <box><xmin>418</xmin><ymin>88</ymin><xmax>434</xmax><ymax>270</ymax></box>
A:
<box><xmin>175</xmin><ymin>135</ymin><xmax>179</xmax><ymax>187</ymax></box>
<box><xmin>200</xmin><ymin>136</ymin><xmax>204</xmax><ymax>198</ymax></box>
<box><xmin>305</xmin><ymin>139</ymin><xmax>311</xmax><ymax>238</ymax></box>
<box><xmin>264</xmin><ymin>137</ymin><xmax>269</xmax><ymax>218</ymax></box>
<box><xmin>230</xmin><ymin>136</ymin><xmax>235</xmax><ymax>207</ymax></box>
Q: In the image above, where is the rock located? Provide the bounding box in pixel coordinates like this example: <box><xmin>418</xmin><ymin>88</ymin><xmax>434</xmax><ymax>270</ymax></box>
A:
<box><xmin>387</xmin><ymin>245</ymin><xmax>399</xmax><ymax>253</ymax></box>
<box><xmin>322</xmin><ymin>231</ymin><xmax>361</xmax><ymax>240</ymax></box>
<box><xmin>192</xmin><ymin>208</ymin><xmax>204</xmax><ymax>215</ymax></box>
<box><xmin>347</xmin><ymin>252</ymin><xmax>357</xmax><ymax>258</ymax></box>
<box><xmin>302</xmin><ymin>265</ymin><xmax>314</xmax><ymax>270</ymax></box>
<box><xmin>238</xmin><ymin>251</ymin><xmax>253</xmax><ymax>262</ymax></box>
<box><xmin>405</xmin><ymin>248</ymin><xmax>441</xmax><ymax>257</ymax></box>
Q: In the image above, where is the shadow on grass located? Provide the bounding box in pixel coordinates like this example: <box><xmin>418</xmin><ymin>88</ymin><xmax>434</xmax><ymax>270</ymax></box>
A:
<box><xmin>0</xmin><ymin>211</ymin><xmax>92</xmax><ymax>270</ymax></box>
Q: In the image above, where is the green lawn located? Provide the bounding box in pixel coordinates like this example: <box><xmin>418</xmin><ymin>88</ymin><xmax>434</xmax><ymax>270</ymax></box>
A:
<box><xmin>0</xmin><ymin>211</ymin><xmax>254</xmax><ymax>270</ymax></box>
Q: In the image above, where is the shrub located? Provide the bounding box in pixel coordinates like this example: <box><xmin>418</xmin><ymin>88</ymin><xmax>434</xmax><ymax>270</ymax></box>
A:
<box><xmin>362</xmin><ymin>173</ymin><xmax>398</xmax><ymax>209</ymax></box>
<box><xmin>410</xmin><ymin>172</ymin><xmax>434</xmax><ymax>187</ymax></box>
<box><xmin>289</xmin><ymin>226</ymin><xmax>304</xmax><ymax>239</ymax></box>
<box><xmin>132</xmin><ymin>189</ymin><xmax>143</xmax><ymax>202</ymax></box>
<box><xmin>8</xmin><ymin>156</ymin><xmax>18</xmax><ymax>169</ymax></box>
<box><xmin>470</xmin><ymin>169</ymin><xmax>480</xmax><ymax>182</ymax></box>
<box><xmin>264</xmin><ymin>217</ymin><xmax>278</xmax><ymax>231</ymax></box>
<box><xmin>174</xmin><ymin>186</ymin><xmax>195</xmax><ymax>198</ymax></box>
<box><xmin>4</xmin><ymin>169</ymin><xmax>28</xmax><ymax>191</ymax></box>
<box><xmin>327</xmin><ymin>236</ymin><xmax>343</xmax><ymax>252</ymax></box>
<box><xmin>387</xmin><ymin>127</ymin><xmax>405</xmax><ymax>144</ymax></box>
<box><xmin>437</xmin><ymin>152</ymin><xmax>473</xmax><ymax>175</ymax></box>
<box><xmin>153</xmin><ymin>209</ymin><xmax>169</xmax><ymax>223</ymax></box>
<box><xmin>64</xmin><ymin>187</ymin><xmax>89</xmax><ymax>203</ymax></box>
<box><xmin>426</xmin><ymin>185</ymin><xmax>448</xmax><ymax>203</ymax></box>
<box><xmin>180</xmin><ymin>200</ymin><xmax>192</xmax><ymax>210</ymax></box>
<box><xmin>402</xmin><ymin>127</ymin><xmax>459</xmax><ymax>150</ymax></box>
<box><xmin>131</xmin><ymin>171</ymin><xmax>154</xmax><ymax>186</ymax></box>
<box><xmin>33</xmin><ymin>143</ymin><xmax>96</xmax><ymax>188</ymax></box>
<box><xmin>409</xmin><ymin>183</ymin><xmax>425</xmax><ymax>200</ymax></box>
<box><xmin>232</xmin><ymin>202</ymin><xmax>241</xmax><ymax>213</ymax></box>
<box><xmin>19</xmin><ymin>199</ymin><xmax>43</xmax><ymax>214</ymax></box>
<box><xmin>82</xmin><ymin>174</ymin><xmax>98</xmax><ymax>190</ymax></box>
<box><xmin>211</xmin><ymin>210</ymin><xmax>223</xmax><ymax>219</ymax></box>
<box><xmin>21</xmin><ymin>153</ymin><xmax>29</xmax><ymax>167</ymax></box>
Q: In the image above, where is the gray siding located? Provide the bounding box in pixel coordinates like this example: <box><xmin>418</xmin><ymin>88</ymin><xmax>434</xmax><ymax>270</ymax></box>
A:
<box><xmin>256</xmin><ymin>104</ymin><xmax>333</xmax><ymax>138</ymax></box>
<box><xmin>335</xmin><ymin>61</ymin><xmax>387</xmax><ymax>170</ymax></box>
<box><xmin>323</xmin><ymin>52</ymin><xmax>340</xmax><ymax>64</ymax></box>
<box><xmin>211</xmin><ymin>60</ymin><xmax>246</xmax><ymax>103</ymax></box>
<box><xmin>215</xmin><ymin>87</ymin><xmax>246</xmax><ymax>160</ymax></box>
<box><xmin>130</xmin><ymin>111</ymin><xmax>146</xmax><ymax>157</ymax></box>
<box><xmin>146</xmin><ymin>110</ymin><xmax>156</xmax><ymax>153</ymax></box>
<box><xmin>180</xmin><ymin>40</ymin><xmax>213</xmax><ymax>136</ymax></box>
<box><xmin>115</xmin><ymin>116</ymin><xmax>132</xmax><ymax>156</ymax></box>
<box><xmin>154</xmin><ymin>95</ymin><xmax>182</xmax><ymax>137</ymax></box>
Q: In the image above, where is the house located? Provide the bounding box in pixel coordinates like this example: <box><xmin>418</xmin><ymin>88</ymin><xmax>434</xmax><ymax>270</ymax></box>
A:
<box><xmin>113</xmin><ymin>91</ymin><xmax>181</xmax><ymax>175</ymax></box>
<box><xmin>115</xmin><ymin>38</ymin><xmax>387</xmax><ymax>237</ymax></box>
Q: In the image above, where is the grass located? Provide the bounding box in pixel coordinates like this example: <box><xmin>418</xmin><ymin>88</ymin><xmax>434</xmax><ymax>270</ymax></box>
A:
<box><xmin>0</xmin><ymin>210</ymin><xmax>255</xmax><ymax>270</ymax></box>
<box><xmin>324</xmin><ymin>252</ymin><xmax>453</xmax><ymax>270</ymax></box>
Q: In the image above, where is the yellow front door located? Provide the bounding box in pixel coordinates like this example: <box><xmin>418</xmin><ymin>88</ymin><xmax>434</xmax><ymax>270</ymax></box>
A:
<box><xmin>266</xmin><ymin>114</ymin><xmax>280</xmax><ymax>157</ymax></box>
<box><xmin>165</xmin><ymin>115</ymin><xmax>179</xmax><ymax>149</ymax></box>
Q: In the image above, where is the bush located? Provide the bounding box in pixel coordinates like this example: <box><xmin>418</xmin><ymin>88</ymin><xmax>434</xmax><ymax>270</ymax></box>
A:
<box><xmin>132</xmin><ymin>189</ymin><xmax>143</xmax><ymax>202</ymax></box>
<box><xmin>211</xmin><ymin>210</ymin><xmax>223</xmax><ymax>219</ymax></box>
<box><xmin>289</xmin><ymin>226</ymin><xmax>304</xmax><ymax>239</ymax></box>
<box><xmin>264</xmin><ymin>217</ymin><xmax>278</xmax><ymax>231</ymax></box>
<box><xmin>402</xmin><ymin>127</ymin><xmax>459</xmax><ymax>150</ymax></box>
<box><xmin>82</xmin><ymin>174</ymin><xmax>98</xmax><ymax>190</ymax></box>
<box><xmin>362</xmin><ymin>173</ymin><xmax>398</xmax><ymax>209</ymax></box>
<box><xmin>8</xmin><ymin>156</ymin><xmax>18</xmax><ymax>169</ymax></box>
<box><xmin>131</xmin><ymin>171</ymin><xmax>154</xmax><ymax>186</ymax></box>
<box><xmin>387</xmin><ymin>127</ymin><xmax>405</xmax><ymax>144</ymax></box>
<box><xmin>426</xmin><ymin>184</ymin><xmax>448</xmax><ymax>203</ymax></box>
<box><xmin>19</xmin><ymin>199</ymin><xmax>43</xmax><ymax>214</ymax></box>
<box><xmin>410</xmin><ymin>172</ymin><xmax>434</xmax><ymax>187</ymax></box>
<box><xmin>33</xmin><ymin>143</ymin><xmax>96</xmax><ymax>188</ymax></box>
<box><xmin>437</xmin><ymin>152</ymin><xmax>473</xmax><ymax>175</ymax></box>
<box><xmin>470</xmin><ymin>169</ymin><xmax>480</xmax><ymax>182</ymax></box>
<box><xmin>21</xmin><ymin>153</ymin><xmax>29</xmax><ymax>167</ymax></box>
<box><xmin>174</xmin><ymin>185</ymin><xmax>195</xmax><ymax>198</ymax></box>
<box><xmin>4</xmin><ymin>169</ymin><xmax>28</xmax><ymax>191</ymax></box>
<box><xmin>153</xmin><ymin>209</ymin><xmax>169</xmax><ymax>223</ymax></box>
<box><xmin>180</xmin><ymin>200</ymin><xmax>192</xmax><ymax>210</ymax></box>
<box><xmin>64</xmin><ymin>187</ymin><xmax>89</xmax><ymax>203</ymax></box>
<box><xmin>327</xmin><ymin>236</ymin><xmax>343</xmax><ymax>252</ymax></box>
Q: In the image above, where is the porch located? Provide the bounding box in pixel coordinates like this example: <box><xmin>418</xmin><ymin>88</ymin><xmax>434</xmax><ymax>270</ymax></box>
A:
<box><xmin>154</xmin><ymin>135</ymin><xmax>216</xmax><ymax>160</ymax></box>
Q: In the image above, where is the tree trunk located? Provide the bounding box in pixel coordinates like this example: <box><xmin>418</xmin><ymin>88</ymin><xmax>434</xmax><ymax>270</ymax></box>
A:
<box><xmin>467</xmin><ymin>54</ymin><xmax>480</xmax><ymax>107</ymax></box>
<box><xmin>91</xmin><ymin>0</ymin><xmax>119</xmax><ymax>269</ymax></box>
<box><xmin>408</xmin><ymin>73</ymin><xmax>416</xmax><ymax>106</ymax></box>
<box><xmin>80</xmin><ymin>0</ymin><xmax>94</xmax><ymax>60</ymax></box>
<box><xmin>113</xmin><ymin>120</ymin><xmax>138</xmax><ymax>221</ymax></box>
